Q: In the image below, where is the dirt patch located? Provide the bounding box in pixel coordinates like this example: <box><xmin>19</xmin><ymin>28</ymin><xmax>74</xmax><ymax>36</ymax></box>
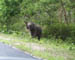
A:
<box><xmin>0</xmin><ymin>35</ymin><xmax>13</xmax><ymax>41</ymax></box>
<box><xmin>25</xmin><ymin>43</ymin><xmax>46</xmax><ymax>51</ymax></box>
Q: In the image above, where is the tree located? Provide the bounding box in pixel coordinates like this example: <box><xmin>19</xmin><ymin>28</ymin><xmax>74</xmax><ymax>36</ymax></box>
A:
<box><xmin>2</xmin><ymin>0</ymin><xmax>23</xmax><ymax>32</ymax></box>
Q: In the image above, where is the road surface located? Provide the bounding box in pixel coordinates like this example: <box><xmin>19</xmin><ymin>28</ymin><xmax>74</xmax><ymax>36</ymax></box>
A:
<box><xmin>0</xmin><ymin>42</ymin><xmax>42</xmax><ymax>60</ymax></box>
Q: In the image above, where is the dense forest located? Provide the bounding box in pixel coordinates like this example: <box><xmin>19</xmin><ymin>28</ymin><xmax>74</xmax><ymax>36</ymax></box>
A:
<box><xmin>0</xmin><ymin>0</ymin><xmax>75</xmax><ymax>60</ymax></box>
<box><xmin>0</xmin><ymin>0</ymin><xmax>75</xmax><ymax>41</ymax></box>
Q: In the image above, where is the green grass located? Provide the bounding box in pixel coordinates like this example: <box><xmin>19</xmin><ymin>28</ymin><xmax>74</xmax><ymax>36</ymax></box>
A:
<box><xmin>0</xmin><ymin>33</ymin><xmax>75</xmax><ymax>60</ymax></box>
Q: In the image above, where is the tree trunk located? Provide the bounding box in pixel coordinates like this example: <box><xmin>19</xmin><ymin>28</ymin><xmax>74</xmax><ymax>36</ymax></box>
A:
<box><xmin>60</xmin><ymin>0</ymin><xmax>68</xmax><ymax>24</ymax></box>
<box><xmin>58</xmin><ymin>7</ymin><xmax>63</xmax><ymax>23</ymax></box>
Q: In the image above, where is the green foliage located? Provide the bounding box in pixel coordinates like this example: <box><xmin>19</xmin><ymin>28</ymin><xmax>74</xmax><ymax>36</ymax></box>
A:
<box><xmin>43</xmin><ymin>23</ymin><xmax>75</xmax><ymax>41</ymax></box>
<box><xmin>0</xmin><ymin>0</ymin><xmax>23</xmax><ymax>32</ymax></box>
<box><xmin>0</xmin><ymin>0</ymin><xmax>75</xmax><ymax>59</ymax></box>
<box><xmin>0</xmin><ymin>0</ymin><xmax>75</xmax><ymax>41</ymax></box>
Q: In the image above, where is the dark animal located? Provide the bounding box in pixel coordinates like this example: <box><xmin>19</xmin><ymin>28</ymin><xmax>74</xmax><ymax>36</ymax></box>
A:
<box><xmin>24</xmin><ymin>21</ymin><xmax>42</xmax><ymax>40</ymax></box>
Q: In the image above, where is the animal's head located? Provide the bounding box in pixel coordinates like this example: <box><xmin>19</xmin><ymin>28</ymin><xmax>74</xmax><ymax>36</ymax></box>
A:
<box><xmin>24</xmin><ymin>21</ymin><xmax>33</xmax><ymax>29</ymax></box>
<box><xmin>24</xmin><ymin>21</ymin><xmax>27</xmax><ymax>25</ymax></box>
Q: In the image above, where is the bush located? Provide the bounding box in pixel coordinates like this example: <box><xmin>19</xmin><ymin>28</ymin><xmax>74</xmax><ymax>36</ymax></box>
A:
<box><xmin>69</xmin><ymin>24</ymin><xmax>75</xmax><ymax>40</ymax></box>
<box><xmin>43</xmin><ymin>23</ymin><xmax>75</xmax><ymax>41</ymax></box>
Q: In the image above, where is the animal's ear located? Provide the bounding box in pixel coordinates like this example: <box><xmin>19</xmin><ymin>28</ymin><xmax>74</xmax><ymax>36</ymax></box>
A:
<box><xmin>24</xmin><ymin>21</ymin><xmax>27</xmax><ymax>25</ymax></box>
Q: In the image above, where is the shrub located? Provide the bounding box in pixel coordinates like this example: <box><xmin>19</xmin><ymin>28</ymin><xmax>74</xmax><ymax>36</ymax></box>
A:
<box><xmin>43</xmin><ymin>23</ymin><xmax>75</xmax><ymax>41</ymax></box>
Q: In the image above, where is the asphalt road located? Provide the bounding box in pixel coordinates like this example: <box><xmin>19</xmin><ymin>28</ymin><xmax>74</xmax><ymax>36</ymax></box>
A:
<box><xmin>0</xmin><ymin>42</ymin><xmax>42</xmax><ymax>60</ymax></box>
